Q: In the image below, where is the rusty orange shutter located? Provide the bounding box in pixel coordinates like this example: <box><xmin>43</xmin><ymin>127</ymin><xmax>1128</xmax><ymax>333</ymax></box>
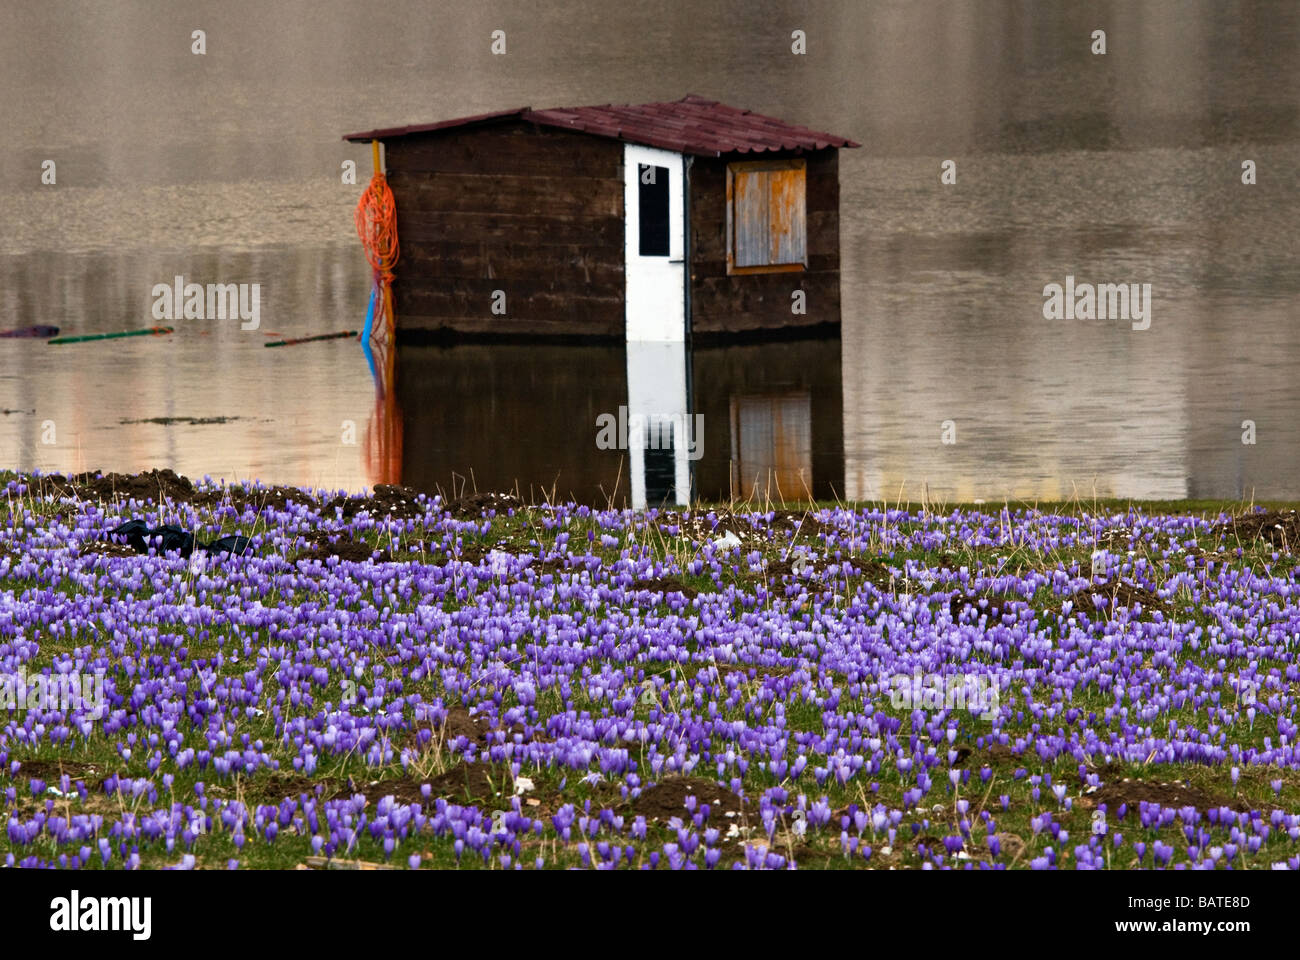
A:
<box><xmin>733</xmin><ymin>168</ymin><xmax>771</xmax><ymax>268</ymax></box>
<box><xmin>768</xmin><ymin>166</ymin><xmax>805</xmax><ymax>266</ymax></box>
<box><xmin>729</xmin><ymin>161</ymin><xmax>806</xmax><ymax>271</ymax></box>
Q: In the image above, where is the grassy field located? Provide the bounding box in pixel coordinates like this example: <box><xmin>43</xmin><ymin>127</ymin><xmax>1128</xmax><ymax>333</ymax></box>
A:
<box><xmin>2</xmin><ymin>470</ymin><xmax>1298</xmax><ymax>870</ymax></box>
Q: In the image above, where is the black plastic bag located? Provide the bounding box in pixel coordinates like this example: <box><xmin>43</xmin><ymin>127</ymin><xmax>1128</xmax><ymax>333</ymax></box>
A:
<box><xmin>109</xmin><ymin>521</ymin><xmax>253</xmax><ymax>558</ymax></box>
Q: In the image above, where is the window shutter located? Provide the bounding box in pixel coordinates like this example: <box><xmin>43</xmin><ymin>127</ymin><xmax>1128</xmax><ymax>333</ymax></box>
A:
<box><xmin>768</xmin><ymin>167</ymin><xmax>806</xmax><ymax>265</ymax></box>
<box><xmin>729</xmin><ymin>160</ymin><xmax>806</xmax><ymax>271</ymax></box>
<box><xmin>734</xmin><ymin>169</ymin><xmax>771</xmax><ymax>268</ymax></box>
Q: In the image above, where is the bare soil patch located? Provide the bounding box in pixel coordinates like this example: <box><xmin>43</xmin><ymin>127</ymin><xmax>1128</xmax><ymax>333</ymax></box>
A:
<box><xmin>358</xmin><ymin>764</ymin><xmax>502</xmax><ymax>807</ymax></box>
<box><xmin>715</xmin><ymin>662</ymin><xmax>796</xmax><ymax>678</ymax></box>
<box><xmin>402</xmin><ymin>705</ymin><xmax>548</xmax><ymax>751</ymax></box>
<box><xmin>31</xmin><ymin>468</ymin><xmax>197</xmax><ymax>505</ymax></box>
<box><xmin>326</xmin><ymin>484</ymin><xmax>427</xmax><ymax>521</ymax></box>
<box><xmin>769</xmin><ymin>510</ymin><xmax>837</xmax><ymax>539</ymax></box>
<box><xmin>441</xmin><ymin>492</ymin><xmax>523</xmax><ymax>519</ymax></box>
<box><xmin>239</xmin><ymin>774</ymin><xmax>347</xmax><ymax>805</ymax></box>
<box><xmin>1222</xmin><ymin>509</ymin><xmax>1300</xmax><ymax>550</ymax></box>
<box><xmin>1085</xmin><ymin>778</ymin><xmax>1249</xmax><ymax>814</ymax></box>
<box><xmin>292</xmin><ymin>533</ymin><xmax>391</xmax><ymax>564</ymax></box>
<box><xmin>1105</xmin><ymin>582</ymin><xmax>1171</xmax><ymax>615</ymax></box>
<box><xmin>952</xmin><ymin>742</ymin><xmax>1019</xmax><ymax>769</ymax></box>
<box><xmin>627</xmin><ymin>777</ymin><xmax>745</xmax><ymax>820</ymax></box>
<box><xmin>80</xmin><ymin>540</ymin><xmax>136</xmax><ymax>558</ymax></box>
<box><xmin>25</xmin><ymin>469</ymin><xmax>320</xmax><ymax>515</ymax></box>
<box><xmin>5</xmin><ymin>758</ymin><xmax>111</xmax><ymax>785</ymax></box>
<box><xmin>219</xmin><ymin>484</ymin><xmax>316</xmax><ymax>513</ymax></box>
<box><xmin>633</xmin><ymin>576</ymin><xmax>699</xmax><ymax>599</ymax></box>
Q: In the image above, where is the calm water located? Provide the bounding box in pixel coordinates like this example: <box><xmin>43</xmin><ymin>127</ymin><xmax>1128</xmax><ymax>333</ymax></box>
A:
<box><xmin>2</xmin><ymin>0</ymin><xmax>1299</xmax><ymax>502</ymax></box>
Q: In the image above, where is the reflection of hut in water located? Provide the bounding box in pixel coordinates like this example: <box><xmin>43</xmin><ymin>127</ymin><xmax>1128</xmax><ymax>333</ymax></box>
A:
<box><xmin>394</xmin><ymin>343</ymin><xmax>632</xmax><ymax>504</ymax></box>
<box><xmin>692</xmin><ymin>339</ymin><xmax>843</xmax><ymax>503</ymax></box>
<box><xmin>386</xmin><ymin>339</ymin><xmax>843</xmax><ymax>507</ymax></box>
<box><xmin>343</xmin><ymin>96</ymin><xmax>858</xmax><ymax>342</ymax></box>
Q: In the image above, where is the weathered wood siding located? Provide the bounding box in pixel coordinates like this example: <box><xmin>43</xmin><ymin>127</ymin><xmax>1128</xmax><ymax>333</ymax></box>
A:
<box><xmin>385</xmin><ymin>122</ymin><xmax>626</xmax><ymax>340</ymax></box>
<box><xmin>689</xmin><ymin>149</ymin><xmax>841</xmax><ymax>337</ymax></box>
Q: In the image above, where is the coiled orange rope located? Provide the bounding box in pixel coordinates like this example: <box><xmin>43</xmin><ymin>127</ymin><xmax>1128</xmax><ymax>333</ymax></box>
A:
<box><xmin>355</xmin><ymin>141</ymin><xmax>399</xmax><ymax>340</ymax></box>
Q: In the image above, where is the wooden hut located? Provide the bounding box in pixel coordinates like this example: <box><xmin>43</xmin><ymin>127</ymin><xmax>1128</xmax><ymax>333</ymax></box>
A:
<box><xmin>343</xmin><ymin>96</ymin><xmax>858</xmax><ymax>342</ymax></box>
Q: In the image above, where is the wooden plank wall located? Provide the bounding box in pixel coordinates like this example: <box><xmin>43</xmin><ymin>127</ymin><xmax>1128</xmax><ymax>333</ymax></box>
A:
<box><xmin>689</xmin><ymin>149</ymin><xmax>841</xmax><ymax>336</ymax></box>
<box><xmin>384</xmin><ymin>122</ymin><xmax>627</xmax><ymax>339</ymax></box>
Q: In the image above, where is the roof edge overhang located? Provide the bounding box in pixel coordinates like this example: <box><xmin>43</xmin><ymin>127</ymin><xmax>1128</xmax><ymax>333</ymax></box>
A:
<box><xmin>342</xmin><ymin>98</ymin><xmax>861</xmax><ymax>155</ymax></box>
<box><xmin>343</xmin><ymin>107</ymin><xmax>531</xmax><ymax>143</ymax></box>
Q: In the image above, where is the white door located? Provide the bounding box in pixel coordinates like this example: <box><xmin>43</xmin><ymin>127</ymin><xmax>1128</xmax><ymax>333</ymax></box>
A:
<box><xmin>624</xmin><ymin>144</ymin><xmax>686</xmax><ymax>342</ymax></box>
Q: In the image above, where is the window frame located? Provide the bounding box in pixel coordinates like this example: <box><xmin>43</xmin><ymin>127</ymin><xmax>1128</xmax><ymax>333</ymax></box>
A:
<box><xmin>725</xmin><ymin>158</ymin><xmax>808</xmax><ymax>276</ymax></box>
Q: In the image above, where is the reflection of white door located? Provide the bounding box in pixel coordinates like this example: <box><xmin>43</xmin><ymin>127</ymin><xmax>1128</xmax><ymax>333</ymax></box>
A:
<box><xmin>627</xmin><ymin>339</ymin><xmax>691</xmax><ymax>508</ymax></box>
<box><xmin>624</xmin><ymin>144</ymin><xmax>685</xmax><ymax>343</ymax></box>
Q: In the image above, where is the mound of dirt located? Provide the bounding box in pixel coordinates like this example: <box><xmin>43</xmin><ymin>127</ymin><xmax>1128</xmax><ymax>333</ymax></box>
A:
<box><xmin>292</xmin><ymin>534</ymin><xmax>391</xmax><ymax>564</ymax></box>
<box><xmin>944</xmin><ymin>742</ymin><xmax>1021</xmax><ymax>770</ymax></box>
<box><xmin>23</xmin><ymin>470</ymin><xmax>440</xmax><ymax>524</ymax></box>
<box><xmin>326</xmin><ymin>484</ymin><xmax>427</xmax><ymax>521</ymax></box>
<box><xmin>856</xmin><ymin>559</ymin><xmax>896</xmax><ymax>590</ymax></box>
<box><xmin>1034</xmin><ymin>581</ymin><xmax>1172</xmax><ymax>620</ymax></box>
<box><xmin>437</xmin><ymin>704</ymin><xmax>495</xmax><ymax>744</ymax></box>
<box><xmin>1106</xmin><ymin>582</ymin><xmax>1171</xmax><ymax>615</ymax></box>
<box><xmin>633</xmin><ymin>576</ymin><xmax>699</xmax><ymax>599</ymax></box>
<box><xmin>441</xmin><ymin>492</ymin><xmax>524</xmax><ymax>519</ymax></box>
<box><xmin>6</xmin><ymin>758</ymin><xmax>110</xmax><ymax>784</ymax></box>
<box><xmin>769</xmin><ymin>510</ymin><xmax>836</xmax><ymax>539</ymax></box>
<box><xmin>628</xmin><ymin>777</ymin><xmax>745</xmax><ymax>820</ymax></box>
<box><xmin>1087</xmin><ymin>778</ymin><xmax>1249</xmax><ymax>814</ymax></box>
<box><xmin>692</xmin><ymin>512</ymin><xmax>756</xmax><ymax>540</ymax></box>
<box><xmin>31</xmin><ymin>468</ymin><xmax>196</xmax><ymax>504</ymax></box>
<box><xmin>217</xmin><ymin>484</ymin><xmax>317</xmax><ymax>513</ymax></box>
<box><xmin>24</xmin><ymin>469</ymin><xmax>324</xmax><ymax>514</ymax></box>
<box><xmin>235</xmin><ymin>767</ymin><xmax>502</xmax><ymax>809</ymax></box>
<box><xmin>238</xmin><ymin>774</ymin><xmax>347</xmax><ymax>805</ymax></box>
<box><xmin>237</xmin><ymin>761</ymin><xmax>512</xmax><ymax>809</ymax></box>
<box><xmin>403</xmin><ymin>705</ymin><xmax>544</xmax><ymax>750</ymax></box>
<box><xmin>1223</xmin><ymin>509</ymin><xmax>1300</xmax><ymax>550</ymax></box>
<box><xmin>357</xmin><ymin>765</ymin><xmax>502</xmax><ymax>807</ymax></box>
<box><xmin>715</xmin><ymin>662</ymin><xmax>796</xmax><ymax>678</ymax></box>
<box><xmin>80</xmin><ymin>539</ymin><xmax>137</xmax><ymax>558</ymax></box>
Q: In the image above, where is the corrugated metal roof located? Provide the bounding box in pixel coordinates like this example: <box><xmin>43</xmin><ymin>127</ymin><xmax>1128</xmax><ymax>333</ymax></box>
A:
<box><xmin>342</xmin><ymin>95</ymin><xmax>859</xmax><ymax>156</ymax></box>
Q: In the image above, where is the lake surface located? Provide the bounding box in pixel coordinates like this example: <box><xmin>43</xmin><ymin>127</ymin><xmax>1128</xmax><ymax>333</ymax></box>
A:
<box><xmin>2</xmin><ymin>0</ymin><xmax>1299</xmax><ymax>502</ymax></box>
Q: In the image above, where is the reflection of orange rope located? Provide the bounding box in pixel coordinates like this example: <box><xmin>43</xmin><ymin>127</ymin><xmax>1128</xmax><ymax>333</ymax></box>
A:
<box><xmin>362</xmin><ymin>338</ymin><xmax>403</xmax><ymax>485</ymax></box>
<box><xmin>355</xmin><ymin>140</ymin><xmax>399</xmax><ymax>340</ymax></box>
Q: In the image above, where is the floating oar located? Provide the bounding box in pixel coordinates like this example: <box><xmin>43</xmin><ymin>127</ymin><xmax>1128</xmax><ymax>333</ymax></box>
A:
<box><xmin>48</xmin><ymin>326</ymin><xmax>173</xmax><ymax>345</ymax></box>
<box><xmin>264</xmin><ymin>330</ymin><xmax>357</xmax><ymax>348</ymax></box>
<box><xmin>0</xmin><ymin>325</ymin><xmax>59</xmax><ymax>339</ymax></box>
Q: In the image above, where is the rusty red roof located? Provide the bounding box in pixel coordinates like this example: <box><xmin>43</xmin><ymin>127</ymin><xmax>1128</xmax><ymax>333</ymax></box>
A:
<box><xmin>342</xmin><ymin>95</ymin><xmax>859</xmax><ymax>156</ymax></box>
